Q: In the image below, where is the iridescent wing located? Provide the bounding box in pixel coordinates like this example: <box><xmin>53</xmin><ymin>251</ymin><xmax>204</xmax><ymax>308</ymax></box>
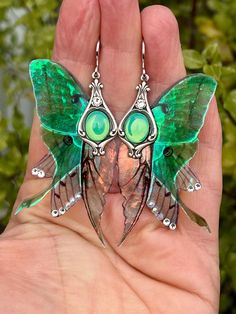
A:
<box><xmin>118</xmin><ymin>145</ymin><xmax>150</xmax><ymax>245</ymax></box>
<box><xmin>147</xmin><ymin>74</ymin><xmax>217</xmax><ymax>230</ymax></box>
<box><xmin>15</xmin><ymin>60</ymin><xmax>115</xmax><ymax>243</ymax></box>
<box><xmin>82</xmin><ymin>141</ymin><xmax>117</xmax><ymax>244</ymax></box>
<box><xmin>30</xmin><ymin>59</ymin><xmax>88</xmax><ymax>135</ymax></box>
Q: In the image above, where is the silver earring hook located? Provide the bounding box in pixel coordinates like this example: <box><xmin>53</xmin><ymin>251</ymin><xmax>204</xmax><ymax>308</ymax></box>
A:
<box><xmin>141</xmin><ymin>40</ymin><xmax>149</xmax><ymax>82</ymax></box>
<box><xmin>92</xmin><ymin>40</ymin><xmax>100</xmax><ymax>79</ymax></box>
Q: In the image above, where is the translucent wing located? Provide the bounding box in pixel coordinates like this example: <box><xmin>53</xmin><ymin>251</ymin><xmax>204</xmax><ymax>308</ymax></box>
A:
<box><xmin>147</xmin><ymin>177</ymin><xmax>179</xmax><ymax>229</ymax></box>
<box><xmin>30</xmin><ymin>59</ymin><xmax>88</xmax><ymax>135</ymax></box>
<box><xmin>16</xmin><ymin>129</ymin><xmax>84</xmax><ymax>214</ymax></box>
<box><xmin>152</xmin><ymin>74</ymin><xmax>217</xmax><ymax>143</ymax></box>
<box><xmin>16</xmin><ymin>60</ymin><xmax>116</xmax><ymax>243</ymax></box>
<box><xmin>148</xmin><ymin>74</ymin><xmax>217</xmax><ymax>229</ymax></box>
<box><xmin>118</xmin><ymin>144</ymin><xmax>151</xmax><ymax>244</ymax></box>
<box><xmin>82</xmin><ymin>141</ymin><xmax>117</xmax><ymax>244</ymax></box>
<box><xmin>31</xmin><ymin>153</ymin><xmax>55</xmax><ymax>178</ymax></box>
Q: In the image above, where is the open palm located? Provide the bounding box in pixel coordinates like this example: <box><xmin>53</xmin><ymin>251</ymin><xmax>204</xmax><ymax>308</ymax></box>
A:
<box><xmin>0</xmin><ymin>1</ymin><xmax>222</xmax><ymax>313</ymax></box>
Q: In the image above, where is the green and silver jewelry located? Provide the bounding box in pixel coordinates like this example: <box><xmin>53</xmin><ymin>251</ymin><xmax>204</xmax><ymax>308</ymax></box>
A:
<box><xmin>15</xmin><ymin>41</ymin><xmax>117</xmax><ymax>244</ymax></box>
<box><xmin>118</xmin><ymin>42</ymin><xmax>157</xmax><ymax>158</ymax></box>
<box><xmin>118</xmin><ymin>41</ymin><xmax>217</xmax><ymax>244</ymax></box>
<box><xmin>78</xmin><ymin>41</ymin><xmax>117</xmax><ymax>156</ymax></box>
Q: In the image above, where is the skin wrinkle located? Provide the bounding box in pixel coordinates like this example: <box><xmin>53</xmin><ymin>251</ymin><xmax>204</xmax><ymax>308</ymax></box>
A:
<box><xmin>46</xmin><ymin>228</ymin><xmax>146</xmax><ymax>313</ymax></box>
<box><xmin>104</xmin><ymin>251</ymin><xmax>151</xmax><ymax>314</ymax></box>
<box><xmin>37</xmin><ymin>224</ymin><xmax>68</xmax><ymax>314</ymax></box>
<box><xmin>106</xmin><ymin>243</ymin><xmax>216</xmax><ymax>313</ymax></box>
<box><xmin>105</xmin><ymin>231</ymin><xmax>207</xmax><ymax>313</ymax></box>
<box><xmin>115</xmin><ymin>239</ymin><xmax>218</xmax><ymax>303</ymax></box>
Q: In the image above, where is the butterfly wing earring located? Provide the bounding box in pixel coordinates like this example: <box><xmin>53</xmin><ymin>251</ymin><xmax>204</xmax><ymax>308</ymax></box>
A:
<box><xmin>118</xmin><ymin>41</ymin><xmax>217</xmax><ymax>243</ymax></box>
<box><xmin>15</xmin><ymin>41</ymin><xmax>117</xmax><ymax>244</ymax></box>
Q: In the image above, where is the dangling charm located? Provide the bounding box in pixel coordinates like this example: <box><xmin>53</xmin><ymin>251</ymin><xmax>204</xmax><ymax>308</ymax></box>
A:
<box><xmin>118</xmin><ymin>42</ymin><xmax>157</xmax><ymax>158</ymax></box>
<box><xmin>15</xmin><ymin>41</ymin><xmax>117</xmax><ymax>245</ymax></box>
<box><xmin>118</xmin><ymin>40</ymin><xmax>217</xmax><ymax>244</ymax></box>
<box><xmin>78</xmin><ymin>41</ymin><xmax>117</xmax><ymax>156</ymax></box>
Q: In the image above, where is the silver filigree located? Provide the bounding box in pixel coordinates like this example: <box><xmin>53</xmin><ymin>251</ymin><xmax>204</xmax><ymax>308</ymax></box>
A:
<box><xmin>118</xmin><ymin>78</ymin><xmax>157</xmax><ymax>159</ymax></box>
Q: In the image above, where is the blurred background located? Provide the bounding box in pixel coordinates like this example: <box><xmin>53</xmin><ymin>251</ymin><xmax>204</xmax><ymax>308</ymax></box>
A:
<box><xmin>0</xmin><ymin>0</ymin><xmax>235</xmax><ymax>312</ymax></box>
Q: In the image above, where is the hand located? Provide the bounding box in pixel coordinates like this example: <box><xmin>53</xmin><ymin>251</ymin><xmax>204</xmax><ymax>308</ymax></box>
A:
<box><xmin>0</xmin><ymin>1</ymin><xmax>222</xmax><ymax>313</ymax></box>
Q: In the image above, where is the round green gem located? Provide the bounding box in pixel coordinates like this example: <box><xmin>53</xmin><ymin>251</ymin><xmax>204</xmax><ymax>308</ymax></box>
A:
<box><xmin>124</xmin><ymin>112</ymin><xmax>150</xmax><ymax>144</ymax></box>
<box><xmin>85</xmin><ymin>110</ymin><xmax>110</xmax><ymax>142</ymax></box>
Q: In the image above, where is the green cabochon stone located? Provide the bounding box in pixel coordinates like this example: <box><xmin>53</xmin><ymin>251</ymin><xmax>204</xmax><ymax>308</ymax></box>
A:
<box><xmin>85</xmin><ymin>110</ymin><xmax>110</xmax><ymax>142</ymax></box>
<box><xmin>124</xmin><ymin>112</ymin><xmax>150</xmax><ymax>144</ymax></box>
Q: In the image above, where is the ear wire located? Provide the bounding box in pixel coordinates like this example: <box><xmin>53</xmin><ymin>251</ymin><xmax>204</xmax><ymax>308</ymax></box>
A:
<box><xmin>93</xmin><ymin>40</ymin><xmax>101</xmax><ymax>79</ymax></box>
<box><xmin>141</xmin><ymin>40</ymin><xmax>149</xmax><ymax>82</ymax></box>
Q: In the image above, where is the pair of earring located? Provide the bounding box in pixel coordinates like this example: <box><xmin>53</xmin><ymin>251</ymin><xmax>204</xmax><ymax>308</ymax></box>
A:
<box><xmin>77</xmin><ymin>41</ymin><xmax>156</xmax><ymax>160</ymax></box>
<box><xmin>16</xmin><ymin>40</ymin><xmax>217</xmax><ymax>245</ymax></box>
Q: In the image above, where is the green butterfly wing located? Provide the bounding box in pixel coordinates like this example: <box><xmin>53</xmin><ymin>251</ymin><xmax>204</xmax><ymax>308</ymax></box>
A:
<box><xmin>16</xmin><ymin>59</ymin><xmax>88</xmax><ymax>214</ymax></box>
<box><xmin>16</xmin><ymin>60</ymin><xmax>115</xmax><ymax>243</ymax></box>
<box><xmin>15</xmin><ymin>129</ymin><xmax>83</xmax><ymax>213</ymax></box>
<box><xmin>148</xmin><ymin>74</ymin><xmax>217</xmax><ymax>229</ymax></box>
<box><xmin>30</xmin><ymin>59</ymin><xmax>88</xmax><ymax>135</ymax></box>
<box><xmin>152</xmin><ymin>74</ymin><xmax>216</xmax><ymax>143</ymax></box>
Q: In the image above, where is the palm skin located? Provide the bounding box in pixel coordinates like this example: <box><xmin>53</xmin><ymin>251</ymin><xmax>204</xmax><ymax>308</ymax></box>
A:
<box><xmin>0</xmin><ymin>1</ymin><xmax>222</xmax><ymax>313</ymax></box>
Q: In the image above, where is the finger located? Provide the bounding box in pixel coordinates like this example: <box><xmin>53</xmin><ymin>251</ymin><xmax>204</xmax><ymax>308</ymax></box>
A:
<box><xmin>183</xmin><ymin>99</ymin><xmax>222</xmax><ymax>236</ymax></box>
<box><xmin>142</xmin><ymin>5</ymin><xmax>186</xmax><ymax>102</ymax></box>
<box><xmin>99</xmin><ymin>0</ymin><xmax>142</xmax><ymax>120</ymax></box>
<box><xmin>53</xmin><ymin>0</ymin><xmax>100</xmax><ymax>88</ymax></box>
<box><xmin>25</xmin><ymin>0</ymin><xmax>100</xmax><ymax>177</ymax></box>
<box><xmin>113</xmin><ymin>5</ymin><xmax>186</xmax><ymax>244</ymax></box>
<box><xmin>142</xmin><ymin>6</ymin><xmax>221</xmax><ymax>236</ymax></box>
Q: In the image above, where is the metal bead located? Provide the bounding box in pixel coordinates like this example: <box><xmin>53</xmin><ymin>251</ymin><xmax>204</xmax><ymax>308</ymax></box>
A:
<box><xmin>75</xmin><ymin>193</ymin><xmax>81</xmax><ymax>200</ymax></box>
<box><xmin>51</xmin><ymin>209</ymin><xmax>59</xmax><ymax>217</ymax></box>
<box><xmin>148</xmin><ymin>201</ymin><xmax>155</xmax><ymax>208</ymax></box>
<box><xmin>32</xmin><ymin>168</ymin><xmax>38</xmax><ymax>176</ymax></box>
<box><xmin>169</xmin><ymin>223</ymin><xmax>177</xmax><ymax>230</ymax></box>
<box><xmin>38</xmin><ymin>170</ymin><xmax>45</xmax><ymax>178</ymax></box>
<box><xmin>163</xmin><ymin>218</ymin><xmax>170</xmax><ymax>226</ymax></box>
<box><xmin>59</xmin><ymin>208</ymin><xmax>66</xmax><ymax>215</ymax></box>
<box><xmin>195</xmin><ymin>183</ymin><xmax>201</xmax><ymax>190</ymax></box>
<box><xmin>187</xmin><ymin>185</ymin><xmax>194</xmax><ymax>192</ymax></box>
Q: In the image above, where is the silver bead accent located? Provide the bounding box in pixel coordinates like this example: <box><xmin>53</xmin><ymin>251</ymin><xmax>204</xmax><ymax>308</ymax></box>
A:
<box><xmin>135</xmin><ymin>99</ymin><xmax>146</xmax><ymax>109</ymax></box>
<box><xmin>51</xmin><ymin>209</ymin><xmax>59</xmax><ymax>217</ymax></box>
<box><xmin>169</xmin><ymin>223</ymin><xmax>177</xmax><ymax>230</ymax></box>
<box><xmin>65</xmin><ymin>202</ymin><xmax>71</xmax><ymax>210</ymax></box>
<box><xmin>187</xmin><ymin>185</ymin><xmax>194</xmax><ymax>192</ymax></box>
<box><xmin>93</xmin><ymin>96</ymin><xmax>102</xmax><ymax>107</ymax></box>
<box><xmin>37</xmin><ymin>170</ymin><xmax>45</xmax><ymax>178</ymax></box>
<box><xmin>148</xmin><ymin>201</ymin><xmax>155</xmax><ymax>208</ymax></box>
<box><xmin>195</xmin><ymin>183</ymin><xmax>202</xmax><ymax>190</ymax></box>
<box><xmin>74</xmin><ymin>193</ymin><xmax>81</xmax><ymax>200</ymax></box>
<box><xmin>69</xmin><ymin>197</ymin><xmax>75</xmax><ymax>203</ymax></box>
<box><xmin>59</xmin><ymin>208</ymin><xmax>66</xmax><ymax>215</ymax></box>
<box><xmin>32</xmin><ymin>168</ymin><xmax>38</xmax><ymax>176</ymax></box>
<box><xmin>163</xmin><ymin>218</ymin><xmax>170</xmax><ymax>226</ymax></box>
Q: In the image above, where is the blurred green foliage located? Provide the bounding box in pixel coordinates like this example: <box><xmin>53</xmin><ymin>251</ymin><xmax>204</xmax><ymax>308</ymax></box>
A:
<box><xmin>0</xmin><ymin>0</ymin><xmax>235</xmax><ymax>312</ymax></box>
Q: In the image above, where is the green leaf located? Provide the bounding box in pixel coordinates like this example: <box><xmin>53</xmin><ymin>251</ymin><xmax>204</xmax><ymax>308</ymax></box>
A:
<box><xmin>224</xmin><ymin>90</ymin><xmax>236</xmax><ymax>121</ymax></box>
<box><xmin>203</xmin><ymin>64</ymin><xmax>222</xmax><ymax>80</ymax></box>
<box><xmin>183</xmin><ymin>49</ymin><xmax>206</xmax><ymax>70</ymax></box>
<box><xmin>202</xmin><ymin>43</ymin><xmax>221</xmax><ymax>63</ymax></box>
